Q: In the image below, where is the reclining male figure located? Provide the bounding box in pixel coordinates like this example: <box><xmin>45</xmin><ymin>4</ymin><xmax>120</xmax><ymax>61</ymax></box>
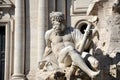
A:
<box><xmin>44</xmin><ymin>12</ymin><xmax>100</xmax><ymax>79</ymax></box>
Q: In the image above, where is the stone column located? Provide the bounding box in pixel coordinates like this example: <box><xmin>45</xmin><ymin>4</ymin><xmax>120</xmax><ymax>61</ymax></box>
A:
<box><xmin>12</xmin><ymin>0</ymin><xmax>25</xmax><ymax>79</ymax></box>
<box><xmin>37</xmin><ymin>0</ymin><xmax>46</xmax><ymax>64</ymax></box>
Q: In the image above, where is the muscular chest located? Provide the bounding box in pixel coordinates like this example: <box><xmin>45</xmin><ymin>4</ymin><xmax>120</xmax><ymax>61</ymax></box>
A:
<box><xmin>50</xmin><ymin>33</ymin><xmax>72</xmax><ymax>44</ymax></box>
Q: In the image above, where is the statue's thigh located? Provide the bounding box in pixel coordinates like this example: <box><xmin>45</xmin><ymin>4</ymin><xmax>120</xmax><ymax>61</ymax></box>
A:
<box><xmin>58</xmin><ymin>46</ymin><xmax>73</xmax><ymax>62</ymax></box>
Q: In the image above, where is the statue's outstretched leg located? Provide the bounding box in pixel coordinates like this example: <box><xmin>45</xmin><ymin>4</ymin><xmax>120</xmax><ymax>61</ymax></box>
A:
<box><xmin>81</xmin><ymin>52</ymin><xmax>99</xmax><ymax>71</ymax></box>
<box><xmin>58</xmin><ymin>46</ymin><xmax>100</xmax><ymax>78</ymax></box>
<box><xmin>68</xmin><ymin>46</ymin><xmax>100</xmax><ymax>78</ymax></box>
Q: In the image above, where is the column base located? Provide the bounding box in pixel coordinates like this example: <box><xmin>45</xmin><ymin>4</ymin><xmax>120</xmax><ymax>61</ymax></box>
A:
<box><xmin>12</xmin><ymin>74</ymin><xmax>25</xmax><ymax>80</ymax></box>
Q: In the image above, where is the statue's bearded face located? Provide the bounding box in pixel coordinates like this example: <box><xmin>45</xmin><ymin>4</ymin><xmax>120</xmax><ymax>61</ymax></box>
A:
<box><xmin>52</xmin><ymin>20</ymin><xmax>66</xmax><ymax>33</ymax></box>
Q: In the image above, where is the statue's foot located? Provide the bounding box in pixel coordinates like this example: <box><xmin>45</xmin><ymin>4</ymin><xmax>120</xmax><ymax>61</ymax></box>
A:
<box><xmin>90</xmin><ymin>59</ymin><xmax>99</xmax><ymax>71</ymax></box>
<box><xmin>89</xmin><ymin>70</ymin><xmax>100</xmax><ymax>79</ymax></box>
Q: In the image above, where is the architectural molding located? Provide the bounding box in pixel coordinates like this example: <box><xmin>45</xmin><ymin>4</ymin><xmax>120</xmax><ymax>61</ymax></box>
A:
<box><xmin>0</xmin><ymin>19</ymin><xmax>14</xmax><ymax>80</ymax></box>
<box><xmin>0</xmin><ymin>0</ymin><xmax>14</xmax><ymax>19</ymax></box>
<box><xmin>72</xmin><ymin>0</ymin><xmax>91</xmax><ymax>14</ymax></box>
<box><xmin>0</xmin><ymin>0</ymin><xmax>13</xmax><ymax>4</ymax></box>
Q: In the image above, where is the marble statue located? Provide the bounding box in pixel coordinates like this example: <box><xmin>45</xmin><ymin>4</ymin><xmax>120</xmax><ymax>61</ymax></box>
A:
<box><xmin>39</xmin><ymin>12</ymin><xmax>100</xmax><ymax>80</ymax></box>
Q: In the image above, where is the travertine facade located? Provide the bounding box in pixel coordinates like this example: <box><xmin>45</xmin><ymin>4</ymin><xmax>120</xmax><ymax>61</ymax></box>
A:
<box><xmin>0</xmin><ymin>0</ymin><xmax>120</xmax><ymax>80</ymax></box>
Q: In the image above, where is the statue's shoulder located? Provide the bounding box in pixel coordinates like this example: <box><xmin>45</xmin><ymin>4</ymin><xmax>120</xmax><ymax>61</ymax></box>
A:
<box><xmin>45</xmin><ymin>29</ymin><xmax>53</xmax><ymax>34</ymax></box>
<box><xmin>45</xmin><ymin>29</ymin><xmax>54</xmax><ymax>39</ymax></box>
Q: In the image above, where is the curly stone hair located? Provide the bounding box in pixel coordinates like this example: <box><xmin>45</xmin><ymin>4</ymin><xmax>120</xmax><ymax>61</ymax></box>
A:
<box><xmin>50</xmin><ymin>12</ymin><xmax>65</xmax><ymax>23</ymax></box>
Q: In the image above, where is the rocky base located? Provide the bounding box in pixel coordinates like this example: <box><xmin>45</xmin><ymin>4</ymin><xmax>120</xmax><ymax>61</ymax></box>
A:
<box><xmin>36</xmin><ymin>68</ymin><xmax>92</xmax><ymax>80</ymax></box>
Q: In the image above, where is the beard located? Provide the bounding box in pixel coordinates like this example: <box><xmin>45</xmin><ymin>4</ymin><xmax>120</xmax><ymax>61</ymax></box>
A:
<box><xmin>54</xmin><ymin>24</ymin><xmax>66</xmax><ymax>35</ymax></box>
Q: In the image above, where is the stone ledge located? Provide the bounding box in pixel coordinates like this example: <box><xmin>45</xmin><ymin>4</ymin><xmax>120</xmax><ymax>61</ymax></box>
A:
<box><xmin>11</xmin><ymin>74</ymin><xmax>25</xmax><ymax>80</ymax></box>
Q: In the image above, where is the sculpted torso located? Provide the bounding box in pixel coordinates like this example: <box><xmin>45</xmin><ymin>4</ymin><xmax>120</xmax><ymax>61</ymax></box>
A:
<box><xmin>48</xmin><ymin>29</ymin><xmax>75</xmax><ymax>55</ymax></box>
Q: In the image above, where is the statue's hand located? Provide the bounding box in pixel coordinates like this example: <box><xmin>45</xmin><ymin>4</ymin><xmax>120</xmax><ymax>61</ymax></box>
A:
<box><xmin>91</xmin><ymin>28</ymin><xmax>99</xmax><ymax>40</ymax></box>
<box><xmin>85</xmin><ymin>29</ymin><xmax>92</xmax><ymax>38</ymax></box>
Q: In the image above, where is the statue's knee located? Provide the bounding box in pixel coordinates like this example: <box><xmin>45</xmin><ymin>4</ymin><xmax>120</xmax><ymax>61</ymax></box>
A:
<box><xmin>93</xmin><ymin>60</ymin><xmax>99</xmax><ymax>69</ymax></box>
<box><xmin>88</xmin><ymin>56</ymin><xmax>99</xmax><ymax>70</ymax></box>
<box><xmin>68</xmin><ymin>46</ymin><xmax>74</xmax><ymax>51</ymax></box>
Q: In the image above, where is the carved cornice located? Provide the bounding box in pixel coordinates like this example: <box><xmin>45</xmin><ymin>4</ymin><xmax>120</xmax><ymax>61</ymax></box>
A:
<box><xmin>0</xmin><ymin>0</ymin><xmax>14</xmax><ymax>19</ymax></box>
<box><xmin>0</xmin><ymin>4</ymin><xmax>12</xmax><ymax>8</ymax></box>
<box><xmin>0</xmin><ymin>0</ymin><xmax>14</xmax><ymax>8</ymax></box>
